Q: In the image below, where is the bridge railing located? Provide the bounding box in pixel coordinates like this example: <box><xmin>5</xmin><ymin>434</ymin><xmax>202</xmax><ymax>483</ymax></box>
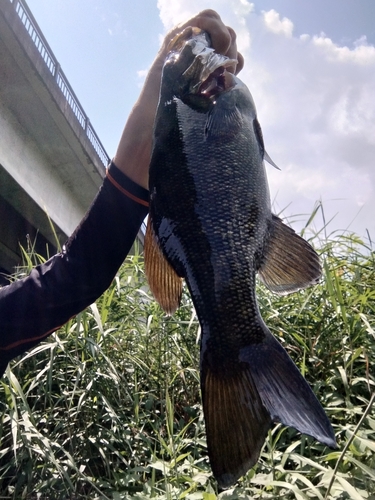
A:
<box><xmin>9</xmin><ymin>0</ymin><xmax>110</xmax><ymax>167</ymax></box>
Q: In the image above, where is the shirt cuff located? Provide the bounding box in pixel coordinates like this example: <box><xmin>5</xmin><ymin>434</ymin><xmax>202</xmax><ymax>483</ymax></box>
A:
<box><xmin>106</xmin><ymin>161</ymin><xmax>149</xmax><ymax>208</ymax></box>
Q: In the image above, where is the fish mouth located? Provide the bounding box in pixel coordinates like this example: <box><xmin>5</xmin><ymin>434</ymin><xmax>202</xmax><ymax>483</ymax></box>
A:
<box><xmin>171</xmin><ymin>28</ymin><xmax>237</xmax><ymax>99</ymax></box>
<box><xmin>185</xmin><ymin>52</ymin><xmax>237</xmax><ymax>98</ymax></box>
<box><xmin>197</xmin><ymin>67</ymin><xmax>236</xmax><ymax>97</ymax></box>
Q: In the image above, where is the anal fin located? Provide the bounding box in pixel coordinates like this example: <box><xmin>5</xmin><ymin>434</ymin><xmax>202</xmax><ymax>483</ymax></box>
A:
<box><xmin>144</xmin><ymin>217</ymin><xmax>183</xmax><ymax>315</ymax></box>
<box><xmin>259</xmin><ymin>215</ymin><xmax>321</xmax><ymax>295</ymax></box>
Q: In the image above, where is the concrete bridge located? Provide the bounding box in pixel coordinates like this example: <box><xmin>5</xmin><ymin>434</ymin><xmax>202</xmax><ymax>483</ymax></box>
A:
<box><xmin>0</xmin><ymin>0</ymin><xmax>115</xmax><ymax>283</ymax></box>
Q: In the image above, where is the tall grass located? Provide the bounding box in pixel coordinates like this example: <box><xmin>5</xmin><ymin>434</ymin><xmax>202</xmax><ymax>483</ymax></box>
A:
<box><xmin>0</xmin><ymin>227</ymin><xmax>374</xmax><ymax>499</ymax></box>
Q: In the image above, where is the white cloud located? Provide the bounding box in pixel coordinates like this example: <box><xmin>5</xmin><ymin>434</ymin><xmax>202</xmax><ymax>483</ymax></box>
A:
<box><xmin>156</xmin><ymin>1</ymin><xmax>375</xmax><ymax>239</ymax></box>
<box><xmin>157</xmin><ymin>0</ymin><xmax>253</xmax><ymax>53</ymax></box>
<box><xmin>156</xmin><ymin>0</ymin><xmax>194</xmax><ymax>29</ymax></box>
<box><xmin>136</xmin><ymin>68</ymin><xmax>149</xmax><ymax>88</ymax></box>
<box><xmin>157</xmin><ymin>0</ymin><xmax>254</xmax><ymax>30</ymax></box>
<box><xmin>313</xmin><ymin>34</ymin><xmax>375</xmax><ymax>64</ymax></box>
<box><xmin>262</xmin><ymin>9</ymin><xmax>293</xmax><ymax>38</ymax></box>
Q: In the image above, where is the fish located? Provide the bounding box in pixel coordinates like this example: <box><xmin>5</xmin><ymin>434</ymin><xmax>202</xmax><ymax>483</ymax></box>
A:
<box><xmin>144</xmin><ymin>27</ymin><xmax>337</xmax><ymax>488</ymax></box>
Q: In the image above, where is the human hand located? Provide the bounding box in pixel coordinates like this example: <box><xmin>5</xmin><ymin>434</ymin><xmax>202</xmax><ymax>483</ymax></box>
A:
<box><xmin>114</xmin><ymin>10</ymin><xmax>243</xmax><ymax>190</ymax></box>
<box><xmin>158</xmin><ymin>10</ymin><xmax>244</xmax><ymax>75</ymax></box>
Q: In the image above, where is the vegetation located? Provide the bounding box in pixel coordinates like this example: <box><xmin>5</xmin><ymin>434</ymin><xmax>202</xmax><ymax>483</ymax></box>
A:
<box><xmin>0</xmin><ymin>221</ymin><xmax>374</xmax><ymax>499</ymax></box>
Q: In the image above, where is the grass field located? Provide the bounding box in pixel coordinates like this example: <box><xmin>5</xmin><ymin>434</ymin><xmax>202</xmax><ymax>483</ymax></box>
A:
<box><xmin>0</xmin><ymin>221</ymin><xmax>374</xmax><ymax>499</ymax></box>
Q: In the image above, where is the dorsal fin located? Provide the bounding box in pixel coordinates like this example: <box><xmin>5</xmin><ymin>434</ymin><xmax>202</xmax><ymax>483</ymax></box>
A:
<box><xmin>144</xmin><ymin>217</ymin><xmax>183</xmax><ymax>315</ymax></box>
<box><xmin>259</xmin><ymin>215</ymin><xmax>321</xmax><ymax>295</ymax></box>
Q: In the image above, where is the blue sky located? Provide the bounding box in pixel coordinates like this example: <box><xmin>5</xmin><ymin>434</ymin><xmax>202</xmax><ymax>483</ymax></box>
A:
<box><xmin>26</xmin><ymin>0</ymin><xmax>375</xmax><ymax>240</ymax></box>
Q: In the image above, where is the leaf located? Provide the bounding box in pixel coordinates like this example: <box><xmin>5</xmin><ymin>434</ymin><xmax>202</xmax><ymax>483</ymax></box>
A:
<box><xmin>287</xmin><ymin>472</ymin><xmax>324</xmax><ymax>500</ymax></box>
<box><xmin>252</xmin><ymin>479</ymin><xmax>309</xmax><ymax>500</ymax></box>
<box><xmin>150</xmin><ymin>460</ymin><xmax>170</xmax><ymax>472</ymax></box>
<box><xmin>336</xmin><ymin>475</ymin><xmax>366</xmax><ymax>500</ymax></box>
<box><xmin>90</xmin><ymin>302</ymin><xmax>104</xmax><ymax>334</ymax></box>
<box><xmin>346</xmin><ymin>456</ymin><xmax>375</xmax><ymax>480</ymax></box>
<box><xmin>202</xmin><ymin>494</ymin><xmax>217</xmax><ymax>500</ymax></box>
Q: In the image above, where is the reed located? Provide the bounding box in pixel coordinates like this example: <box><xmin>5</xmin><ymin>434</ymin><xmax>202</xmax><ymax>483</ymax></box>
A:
<box><xmin>0</xmin><ymin>221</ymin><xmax>374</xmax><ymax>499</ymax></box>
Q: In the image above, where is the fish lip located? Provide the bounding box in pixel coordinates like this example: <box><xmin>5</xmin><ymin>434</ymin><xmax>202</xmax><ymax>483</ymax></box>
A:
<box><xmin>185</xmin><ymin>50</ymin><xmax>238</xmax><ymax>97</ymax></box>
<box><xmin>168</xmin><ymin>29</ymin><xmax>237</xmax><ymax>99</ymax></box>
<box><xmin>177</xmin><ymin>30</ymin><xmax>237</xmax><ymax>97</ymax></box>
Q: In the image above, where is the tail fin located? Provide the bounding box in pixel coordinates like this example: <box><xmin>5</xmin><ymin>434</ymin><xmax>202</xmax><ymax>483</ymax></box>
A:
<box><xmin>202</xmin><ymin>366</ymin><xmax>272</xmax><ymax>488</ymax></box>
<box><xmin>201</xmin><ymin>322</ymin><xmax>336</xmax><ymax>488</ymax></box>
<box><xmin>239</xmin><ymin>324</ymin><xmax>337</xmax><ymax>447</ymax></box>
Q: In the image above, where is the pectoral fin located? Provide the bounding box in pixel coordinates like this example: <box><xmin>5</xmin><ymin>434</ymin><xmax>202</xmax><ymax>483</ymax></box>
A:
<box><xmin>264</xmin><ymin>150</ymin><xmax>280</xmax><ymax>170</ymax></box>
<box><xmin>144</xmin><ymin>217</ymin><xmax>183</xmax><ymax>315</ymax></box>
<box><xmin>205</xmin><ymin>103</ymin><xmax>242</xmax><ymax>139</ymax></box>
<box><xmin>259</xmin><ymin>215</ymin><xmax>321</xmax><ymax>295</ymax></box>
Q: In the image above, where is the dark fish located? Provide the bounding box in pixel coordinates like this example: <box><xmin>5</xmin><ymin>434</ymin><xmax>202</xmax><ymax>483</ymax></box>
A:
<box><xmin>145</xmin><ymin>28</ymin><xmax>336</xmax><ymax>488</ymax></box>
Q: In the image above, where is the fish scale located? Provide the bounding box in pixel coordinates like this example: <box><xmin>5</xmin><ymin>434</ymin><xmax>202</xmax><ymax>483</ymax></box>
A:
<box><xmin>163</xmin><ymin>99</ymin><xmax>270</xmax><ymax>354</ymax></box>
<box><xmin>145</xmin><ymin>28</ymin><xmax>337</xmax><ymax>488</ymax></box>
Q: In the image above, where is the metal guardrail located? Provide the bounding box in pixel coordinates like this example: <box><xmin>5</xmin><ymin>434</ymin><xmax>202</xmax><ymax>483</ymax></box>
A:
<box><xmin>9</xmin><ymin>0</ymin><xmax>110</xmax><ymax>167</ymax></box>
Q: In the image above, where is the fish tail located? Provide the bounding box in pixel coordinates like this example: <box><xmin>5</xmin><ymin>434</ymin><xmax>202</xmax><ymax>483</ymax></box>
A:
<box><xmin>201</xmin><ymin>321</ymin><xmax>336</xmax><ymax>488</ymax></box>
<box><xmin>201</xmin><ymin>362</ymin><xmax>272</xmax><ymax>488</ymax></box>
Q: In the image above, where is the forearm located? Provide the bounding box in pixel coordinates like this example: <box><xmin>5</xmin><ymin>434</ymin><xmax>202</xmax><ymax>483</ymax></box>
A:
<box><xmin>114</xmin><ymin>58</ymin><xmax>164</xmax><ymax>190</ymax></box>
<box><xmin>0</xmin><ymin>163</ymin><xmax>148</xmax><ymax>373</ymax></box>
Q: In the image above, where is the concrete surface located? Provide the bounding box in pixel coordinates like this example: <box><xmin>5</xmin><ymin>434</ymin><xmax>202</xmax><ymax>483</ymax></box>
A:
<box><xmin>0</xmin><ymin>0</ymin><xmax>111</xmax><ymax>282</ymax></box>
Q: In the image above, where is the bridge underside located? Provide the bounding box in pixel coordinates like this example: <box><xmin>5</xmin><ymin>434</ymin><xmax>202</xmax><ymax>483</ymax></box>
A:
<box><xmin>0</xmin><ymin>0</ymin><xmax>108</xmax><ymax>283</ymax></box>
<box><xmin>0</xmin><ymin>189</ymin><xmax>56</xmax><ymax>285</ymax></box>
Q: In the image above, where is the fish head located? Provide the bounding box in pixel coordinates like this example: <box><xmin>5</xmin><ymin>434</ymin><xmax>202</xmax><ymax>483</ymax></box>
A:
<box><xmin>162</xmin><ymin>27</ymin><xmax>238</xmax><ymax>111</ymax></box>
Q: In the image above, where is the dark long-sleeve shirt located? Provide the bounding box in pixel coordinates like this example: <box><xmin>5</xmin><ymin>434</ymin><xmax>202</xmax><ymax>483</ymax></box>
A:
<box><xmin>0</xmin><ymin>162</ymin><xmax>149</xmax><ymax>377</ymax></box>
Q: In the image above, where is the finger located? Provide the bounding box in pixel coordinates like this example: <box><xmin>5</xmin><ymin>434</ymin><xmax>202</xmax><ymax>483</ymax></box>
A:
<box><xmin>194</xmin><ymin>10</ymin><xmax>232</xmax><ymax>54</ymax></box>
<box><xmin>223</xmin><ymin>26</ymin><xmax>238</xmax><ymax>74</ymax></box>
<box><xmin>162</xmin><ymin>9</ymin><xmax>243</xmax><ymax>73</ymax></box>
<box><xmin>235</xmin><ymin>52</ymin><xmax>244</xmax><ymax>75</ymax></box>
<box><xmin>166</xmin><ymin>26</ymin><xmax>194</xmax><ymax>53</ymax></box>
<box><xmin>193</xmin><ymin>18</ymin><xmax>242</xmax><ymax>75</ymax></box>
